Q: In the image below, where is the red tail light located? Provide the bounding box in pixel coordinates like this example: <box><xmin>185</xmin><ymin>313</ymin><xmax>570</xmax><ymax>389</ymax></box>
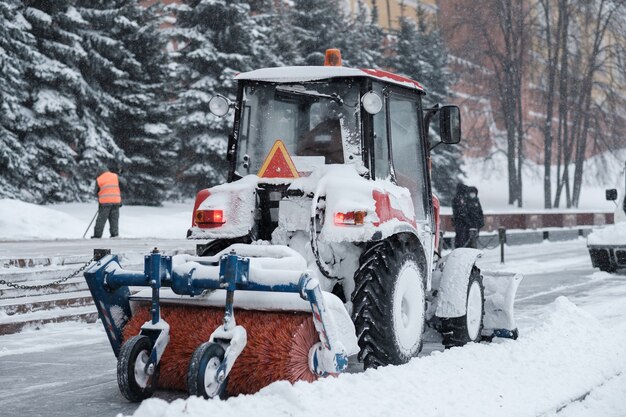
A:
<box><xmin>195</xmin><ymin>209</ymin><xmax>225</xmax><ymax>228</ymax></box>
<box><xmin>334</xmin><ymin>211</ymin><xmax>366</xmax><ymax>226</ymax></box>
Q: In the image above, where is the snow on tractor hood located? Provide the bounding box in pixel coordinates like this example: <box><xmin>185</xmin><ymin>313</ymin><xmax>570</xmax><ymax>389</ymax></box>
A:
<box><xmin>188</xmin><ymin>165</ymin><xmax>417</xmax><ymax>243</ymax></box>
<box><xmin>285</xmin><ymin>165</ymin><xmax>417</xmax><ymax>243</ymax></box>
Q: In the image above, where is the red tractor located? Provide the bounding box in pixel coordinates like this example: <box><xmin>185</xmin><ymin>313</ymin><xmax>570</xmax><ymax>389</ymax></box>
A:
<box><xmin>86</xmin><ymin>49</ymin><xmax>521</xmax><ymax>401</ymax></box>
<box><xmin>188</xmin><ymin>49</ymin><xmax>520</xmax><ymax>364</ymax></box>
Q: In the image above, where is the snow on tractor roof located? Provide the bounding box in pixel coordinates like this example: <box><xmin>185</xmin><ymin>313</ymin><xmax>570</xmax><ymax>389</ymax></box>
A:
<box><xmin>235</xmin><ymin>66</ymin><xmax>425</xmax><ymax>92</ymax></box>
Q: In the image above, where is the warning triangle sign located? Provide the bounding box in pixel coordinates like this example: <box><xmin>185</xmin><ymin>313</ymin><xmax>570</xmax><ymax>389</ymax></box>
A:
<box><xmin>257</xmin><ymin>140</ymin><xmax>300</xmax><ymax>179</ymax></box>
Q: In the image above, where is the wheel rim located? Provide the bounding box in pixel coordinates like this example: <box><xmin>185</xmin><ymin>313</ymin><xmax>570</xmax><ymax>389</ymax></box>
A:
<box><xmin>203</xmin><ymin>356</ymin><xmax>222</xmax><ymax>397</ymax></box>
<box><xmin>392</xmin><ymin>261</ymin><xmax>425</xmax><ymax>355</ymax></box>
<box><xmin>466</xmin><ymin>281</ymin><xmax>483</xmax><ymax>341</ymax></box>
<box><xmin>133</xmin><ymin>350</ymin><xmax>150</xmax><ymax>388</ymax></box>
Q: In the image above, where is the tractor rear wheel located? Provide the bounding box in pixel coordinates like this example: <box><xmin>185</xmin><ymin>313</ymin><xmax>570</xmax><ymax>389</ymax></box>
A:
<box><xmin>440</xmin><ymin>267</ymin><xmax>485</xmax><ymax>348</ymax></box>
<box><xmin>352</xmin><ymin>239</ymin><xmax>426</xmax><ymax>369</ymax></box>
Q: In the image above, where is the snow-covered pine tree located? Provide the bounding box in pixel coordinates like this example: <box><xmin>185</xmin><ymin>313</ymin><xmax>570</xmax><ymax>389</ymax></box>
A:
<box><xmin>76</xmin><ymin>1</ymin><xmax>175</xmax><ymax>205</ymax></box>
<box><xmin>343</xmin><ymin>0</ymin><xmax>385</xmax><ymax>68</ymax></box>
<box><xmin>414</xmin><ymin>6</ymin><xmax>451</xmax><ymax>107</ymax></box>
<box><xmin>171</xmin><ymin>0</ymin><xmax>262</xmax><ymax>196</ymax></box>
<box><xmin>247</xmin><ymin>0</ymin><xmax>299</xmax><ymax>67</ymax></box>
<box><xmin>0</xmin><ymin>1</ymin><xmax>37</xmax><ymax>200</ymax></box>
<box><xmin>288</xmin><ymin>0</ymin><xmax>349</xmax><ymax>65</ymax></box>
<box><xmin>20</xmin><ymin>0</ymin><xmax>123</xmax><ymax>203</ymax></box>
<box><xmin>387</xmin><ymin>6</ymin><xmax>463</xmax><ymax>205</ymax></box>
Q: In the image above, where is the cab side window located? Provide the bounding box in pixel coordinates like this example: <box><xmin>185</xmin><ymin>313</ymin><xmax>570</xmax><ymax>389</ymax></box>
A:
<box><xmin>389</xmin><ymin>95</ymin><xmax>427</xmax><ymax>220</ymax></box>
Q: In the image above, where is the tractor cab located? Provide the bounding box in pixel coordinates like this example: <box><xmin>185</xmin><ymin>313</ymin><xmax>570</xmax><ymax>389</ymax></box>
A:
<box><xmin>189</xmin><ymin>49</ymin><xmax>461</xmax><ymax>257</ymax></box>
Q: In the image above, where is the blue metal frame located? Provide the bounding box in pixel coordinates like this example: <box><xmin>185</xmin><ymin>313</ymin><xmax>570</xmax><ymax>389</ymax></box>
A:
<box><xmin>84</xmin><ymin>255</ymin><xmax>137</xmax><ymax>356</ymax></box>
<box><xmin>85</xmin><ymin>250</ymin><xmax>347</xmax><ymax>375</ymax></box>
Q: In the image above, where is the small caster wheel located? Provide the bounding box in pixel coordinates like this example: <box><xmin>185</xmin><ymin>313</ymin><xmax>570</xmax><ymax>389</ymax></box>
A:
<box><xmin>187</xmin><ymin>342</ymin><xmax>227</xmax><ymax>399</ymax></box>
<box><xmin>117</xmin><ymin>335</ymin><xmax>159</xmax><ymax>402</ymax></box>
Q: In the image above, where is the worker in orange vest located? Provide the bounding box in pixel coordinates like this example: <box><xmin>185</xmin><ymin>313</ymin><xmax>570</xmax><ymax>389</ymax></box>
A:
<box><xmin>92</xmin><ymin>169</ymin><xmax>122</xmax><ymax>238</ymax></box>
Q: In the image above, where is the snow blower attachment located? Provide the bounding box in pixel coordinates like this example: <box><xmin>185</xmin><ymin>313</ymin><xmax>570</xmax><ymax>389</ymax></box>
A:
<box><xmin>84</xmin><ymin>246</ymin><xmax>354</xmax><ymax>401</ymax></box>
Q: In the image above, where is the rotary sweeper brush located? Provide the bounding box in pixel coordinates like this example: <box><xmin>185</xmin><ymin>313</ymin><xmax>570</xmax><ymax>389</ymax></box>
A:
<box><xmin>84</xmin><ymin>49</ymin><xmax>523</xmax><ymax>402</ymax></box>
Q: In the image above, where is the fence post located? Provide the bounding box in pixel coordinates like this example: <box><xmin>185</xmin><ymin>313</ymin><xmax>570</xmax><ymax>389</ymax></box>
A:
<box><xmin>93</xmin><ymin>248</ymin><xmax>111</xmax><ymax>262</ymax></box>
<box><xmin>469</xmin><ymin>228</ymin><xmax>478</xmax><ymax>249</ymax></box>
<box><xmin>498</xmin><ymin>227</ymin><xmax>506</xmax><ymax>264</ymax></box>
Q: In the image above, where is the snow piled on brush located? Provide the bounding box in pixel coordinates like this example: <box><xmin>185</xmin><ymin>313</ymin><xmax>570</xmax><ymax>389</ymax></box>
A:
<box><xmin>0</xmin><ymin>199</ymin><xmax>192</xmax><ymax>240</ymax></box>
<box><xmin>127</xmin><ymin>297</ymin><xmax>626</xmax><ymax>417</ymax></box>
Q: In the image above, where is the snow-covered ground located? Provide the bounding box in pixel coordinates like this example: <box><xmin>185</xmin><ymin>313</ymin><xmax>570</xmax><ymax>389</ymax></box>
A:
<box><xmin>0</xmin><ymin>199</ymin><xmax>193</xmax><ymax>240</ymax></box>
<box><xmin>1</xmin><ymin>239</ymin><xmax>625</xmax><ymax>417</ymax></box>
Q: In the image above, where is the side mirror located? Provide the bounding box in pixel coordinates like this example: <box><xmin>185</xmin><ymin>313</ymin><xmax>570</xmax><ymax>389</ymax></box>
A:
<box><xmin>439</xmin><ymin>105</ymin><xmax>461</xmax><ymax>144</ymax></box>
<box><xmin>209</xmin><ymin>95</ymin><xmax>231</xmax><ymax>117</ymax></box>
<box><xmin>606</xmin><ymin>189</ymin><xmax>618</xmax><ymax>201</ymax></box>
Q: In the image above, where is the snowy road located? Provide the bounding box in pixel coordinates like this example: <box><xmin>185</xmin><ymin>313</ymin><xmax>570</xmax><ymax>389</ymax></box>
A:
<box><xmin>1</xmin><ymin>238</ymin><xmax>625</xmax><ymax>417</ymax></box>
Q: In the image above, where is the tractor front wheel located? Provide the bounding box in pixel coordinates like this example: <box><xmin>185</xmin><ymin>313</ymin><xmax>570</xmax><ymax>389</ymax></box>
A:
<box><xmin>117</xmin><ymin>335</ymin><xmax>159</xmax><ymax>402</ymax></box>
<box><xmin>352</xmin><ymin>239</ymin><xmax>426</xmax><ymax>369</ymax></box>
<box><xmin>440</xmin><ymin>268</ymin><xmax>485</xmax><ymax>348</ymax></box>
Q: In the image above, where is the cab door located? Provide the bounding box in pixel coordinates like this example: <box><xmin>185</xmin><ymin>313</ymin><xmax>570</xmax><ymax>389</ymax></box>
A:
<box><xmin>387</xmin><ymin>89</ymin><xmax>433</xmax><ymax>267</ymax></box>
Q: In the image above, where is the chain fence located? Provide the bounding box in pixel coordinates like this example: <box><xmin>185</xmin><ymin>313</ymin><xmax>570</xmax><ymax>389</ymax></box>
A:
<box><xmin>0</xmin><ymin>258</ymin><xmax>94</xmax><ymax>291</ymax></box>
<box><xmin>441</xmin><ymin>232</ymin><xmax>502</xmax><ymax>251</ymax></box>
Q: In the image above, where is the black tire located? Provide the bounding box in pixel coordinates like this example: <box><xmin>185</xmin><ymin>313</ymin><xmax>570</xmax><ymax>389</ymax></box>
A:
<box><xmin>197</xmin><ymin>237</ymin><xmax>250</xmax><ymax>256</ymax></box>
<box><xmin>599</xmin><ymin>264</ymin><xmax>616</xmax><ymax>273</ymax></box>
<box><xmin>117</xmin><ymin>335</ymin><xmax>158</xmax><ymax>402</ymax></box>
<box><xmin>198</xmin><ymin>240</ymin><xmax>232</xmax><ymax>256</ymax></box>
<box><xmin>440</xmin><ymin>267</ymin><xmax>485</xmax><ymax>348</ymax></box>
<box><xmin>351</xmin><ymin>238</ymin><xmax>426</xmax><ymax>369</ymax></box>
<box><xmin>187</xmin><ymin>342</ymin><xmax>227</xmax><ymax>399</ymax></box>
<box><xmin>589</xmin><ymin>249</ymin><xmax>616</xmax><ymax>273</ymax></box>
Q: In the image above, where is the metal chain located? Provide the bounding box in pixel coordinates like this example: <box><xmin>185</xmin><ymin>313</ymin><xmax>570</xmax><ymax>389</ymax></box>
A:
<box><xmin>441</xmin><ymin>234</ymin><xmax>500</xmax><ymax>251</ymax></box>
<box><xmin>0</xmin><ymin>257</ymin><xmax>94</xmax><ymax>290</ymax></box>
<box><xmin>477</xmin><ymin>235</ymin><xmax>500</xmax><ymax>250</ymax></box>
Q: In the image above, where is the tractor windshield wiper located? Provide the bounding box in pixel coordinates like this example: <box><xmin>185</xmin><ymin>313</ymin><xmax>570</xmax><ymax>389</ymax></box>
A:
<box><xmin>276</xmin><ymin>85</ymin><xmax>343</xmax><ymax>105</ymax></box>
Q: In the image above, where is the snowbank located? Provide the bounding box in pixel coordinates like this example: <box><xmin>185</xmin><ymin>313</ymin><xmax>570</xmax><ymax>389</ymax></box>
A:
<box><xmin>0</xmin><ymin>199</ymin><xmax>192</xmax><ymax>240</ymax></box>
<box><xmin>126</xmin><ymin>297</ymin><xmax>626</xmax><ymax>417</ymax></box>
<box><xmin>587</xmin><ymin>222</ymin><xmax>626</xmax><ymax>246</ymax></box>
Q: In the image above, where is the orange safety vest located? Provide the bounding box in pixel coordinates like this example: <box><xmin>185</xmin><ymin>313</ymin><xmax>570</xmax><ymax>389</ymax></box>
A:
<box><xmin>97</xmin><ymin>172</ymin><xmax>122</xmax><ymax>204</ymax></box>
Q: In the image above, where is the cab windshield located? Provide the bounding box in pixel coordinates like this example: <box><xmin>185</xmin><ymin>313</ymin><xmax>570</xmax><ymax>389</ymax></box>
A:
<box><xmin>236</xmin><ymin>80</ymin><xmax>361</xmax><ymax>176</ymax></box>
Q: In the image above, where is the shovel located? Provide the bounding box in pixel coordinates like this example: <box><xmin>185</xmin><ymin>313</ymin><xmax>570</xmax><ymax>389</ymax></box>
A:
<box><xmin>82</xmin><ymin>208</ymin><xmax>99</xmax><ymax>239</ymax></box>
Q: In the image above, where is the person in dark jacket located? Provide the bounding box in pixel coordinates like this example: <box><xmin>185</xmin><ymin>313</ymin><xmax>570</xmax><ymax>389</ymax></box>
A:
<box><xmin>466</xmin><ymin>186</ymin><xmax>485</xmax><ymax>233</ymax></box>
<box><xmin>452</xmin><ymin>184</ymin><xmax>485</xmax><ymax>248</ymax></box>
<box><xmin>92</xmin><ymin>168</ymin><xmax>122</xmax><ymax>238</ymax></box>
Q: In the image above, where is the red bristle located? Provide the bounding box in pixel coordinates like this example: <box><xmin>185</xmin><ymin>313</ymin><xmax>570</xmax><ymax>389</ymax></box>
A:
<box><xmin>287</xmin><ymin>318</ymin><xmax>318</xmax><ymax>382</ymax></box>
<box><xmin>122</xmin><ymin>304</ymin><xmax>319</xmax><ymax>396</ymax></box>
